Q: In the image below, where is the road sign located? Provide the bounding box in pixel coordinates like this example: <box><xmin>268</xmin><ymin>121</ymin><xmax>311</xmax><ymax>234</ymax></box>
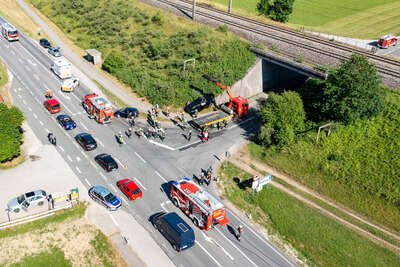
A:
<box><xmin>252</xmin><ymin>174</ymin><xmax>272</xmax><ymax>192</ymax></box>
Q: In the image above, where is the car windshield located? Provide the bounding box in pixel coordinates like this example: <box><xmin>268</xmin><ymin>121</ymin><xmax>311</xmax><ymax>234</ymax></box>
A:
<box><xmin>83</xmin><ymin>135</ymin><xmax>95</xmax><ymax>143</ymax></box>
<box><xmin>132</xmin><ymin>189</ymin><xmax>141</xmax><ymax>195</ymax></box>
<box><xmin>63</xmin><ymin>117</ymin><xmax>71</xmax><ymax>122</ymax></box>
<box><xmin>104</xmin><ymin>193</ymin><xmax>116</xmax><ymax>202</ymax></box>
<box><xmin>52</xmin><ymin>104</ymin><xmax>60</xmax><ymax>110</ymax></box>
<box><xmin>17</xmin><ymin>194</ymin><xmax>25</xmax><ymax>204</ymax></box>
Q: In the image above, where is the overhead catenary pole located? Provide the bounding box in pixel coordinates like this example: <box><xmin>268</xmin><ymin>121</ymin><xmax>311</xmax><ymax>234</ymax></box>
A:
<box><xmin>228</xmin><ymin>0</ymin><xmax>232</xmax><ymax>13</ymax></box>
<box><xmin>192</xmin><ymin>0</ymin><xmax>196</xmax><ymax>20</ymax></box>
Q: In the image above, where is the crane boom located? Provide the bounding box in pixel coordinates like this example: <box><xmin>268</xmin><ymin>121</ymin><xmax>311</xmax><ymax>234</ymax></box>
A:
<box><xmin>202</xmin><ymin>74</ymin><xmax>234</xmax><ymax>100</ymax></box>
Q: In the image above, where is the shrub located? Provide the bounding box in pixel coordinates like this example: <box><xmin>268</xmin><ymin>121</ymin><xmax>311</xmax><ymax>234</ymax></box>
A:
<box><xmin>0</xmin><ymin>104</ymin><xmax>24</xmax><ymax>162</ymax></box>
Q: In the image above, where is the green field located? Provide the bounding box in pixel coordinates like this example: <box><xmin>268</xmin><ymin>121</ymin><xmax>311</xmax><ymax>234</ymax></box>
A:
<box><xmin>204</xmin><ymin>0</ymin><xmax>400</xmax><ymax>38</ymax></box>
<box><xmin>11</xmin><ymin>248</ymin><xmax>71</xmax><ymax>267</ymax></box>
<box><xmin>30</xmin><ymin>0</ymin><xmax>255</xmax><ymax>107</ymax></box>
<box><xmin>219</xmin><ymin>163</ymin><xmax>400</xmax><ymax>267</ymax></box>
<box><xmin>248</xmin><ymin>89</ymin><xmax>400</xmax><ymax>232</ymax></box>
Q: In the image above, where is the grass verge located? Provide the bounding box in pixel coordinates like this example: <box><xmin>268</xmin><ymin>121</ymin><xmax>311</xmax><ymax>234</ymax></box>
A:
<box><xmin>0</xmin><ymin>202</ymin><xmax>87</xmax><ymax>239</ymax></box>
<box><xmin>0</xmin><ymin>60</ymin><xmax>10</xmax><ymax>105</ymax></box>
<box><xmin>91</xmin><ymin>230</ymin><xmax>126</xmax><ymax>267</ymax></box>
<box><xmin>11</xmin><ymin>247</ymin><xmax>71</xmax><ymax>267</ymax></box>
<box><xmin>218</xmin><ymin>162</ymin><xmax>400</xmax><ymax>266</ymax></box>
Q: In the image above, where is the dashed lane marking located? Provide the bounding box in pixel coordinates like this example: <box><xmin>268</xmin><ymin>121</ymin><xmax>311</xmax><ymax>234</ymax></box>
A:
<box><xmin>85</xmin><ymin>178</ymin><xmax>91</xmax><ymax>186</ymax></box>
<box><xmin>27</xmin><ymin>107</ymin><xmax>32</xmax><ymax>111</ymax></box>
<box><xmin>134</xmin><ymin>177</ymin><xmax>147</xmax><ymax>191</ymax></box>
<box><xmin>39</xmin><ymin>121</ymin><xmax>44</xmax><ymax>126</ymax></box>
<box><xmin>67</xmin><ymin>155</ymin><xmax>73</xmax><ymax>162</ymax></box>
<box><xmin>33</xmin><ymin>113</ymin><xmax>38</xmax><ymax>119</ymax></box>
<box><xmin>80</xmin><ymin>150</ymin><xmax>88</xmax><ymax>159</ymax></box>
<box><xmin>33</xmin><ymin>74</ymin><xmax>40</xmax><ymax>81</ymax></box>
<box><xmin>90</xmin><ymin>161</ymin><xmax>98</xmax><ymax>169</ymax></box>
<box><xmin>113</xmin><ymin>157</ymin><xmax>126</xmax><ymax>169</ymax></box>
<box><xmin>122</xmin><ymin>198</ymin><xmax>128</xmax><ymax>205</ymax></box>
<box><xmin>109</xmin><ymin>214</ymin><xmax>119</xmax><ymax>227</ymax></box>
<box><xmin>155</xmin><ymin>171</ymin><xmax>168</xmax><ymax>183</ymax></box>
<box><xmin>25</xmin><ymin>65</ymin><xmax>31</xmax><ymax>72</ymax></box>
<box><xmin>195</xmin><ymin>241</ymin><xmax>222</xmax><ymax>267</ymax></box>
<box><xmin>17</xmin><ymin>94</ymin><xmax>21</xmax><ymax>98</ymax></box>
<box><xmin>76</xmin><ymin>156</ymin><xmax>81</xmax><ymax>162</ymax></box>
<box><xmin>96</xmin><ymin>138</ymin><xmax>105</xmax><ymax>148</ymax></box>
<box><xmin>110</xmin><ymin>184</ymin><xmax>118</xmax><ymax>193</ymax></box>
<box><xmin>75</xmin><ymin>166</ymin><xmax>82</xmax><ymax>174</ymax></box>
<box><xmin>58</xmin><ymin>145</ymin><xmax>64</xmax><ymax>152</ymax></box>
<box><xmin>134</xmin><ymin>152</ymin><xmax>146</xmax><ymax>163</ymax></box>
<box><xmin>99</xmin><ymin>172</ymin><xmax>107</xmax><ymax>181</ymax></box>
<box><xmin>22</xmin><ymin>100</ymin><xmax>27</xmax><ymax>105</ymax></box>
<box><xmin>160</xmin><ymin>202</ymin><xmax>169</xmax><ymax>212</ymax></box>
<box><xmin>80</xmin><ymin>122</ymin><xmax>89</xmax><ymax>131</ymax></box>
<box><xmin>17</xmin><ymin>58</ymin><xmax>23</xmax><ymax>63</ymax></box>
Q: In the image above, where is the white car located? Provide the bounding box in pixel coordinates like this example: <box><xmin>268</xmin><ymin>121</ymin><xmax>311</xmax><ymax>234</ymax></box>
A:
<box><xmin>7</xmin><ymin>190</ymin><xmax>48</xmax><ymax>213</ymax></box>
<box><xmin>61</xmin><ymin>77</ymin><xmax>79</xmax><ymax>92</ymax></box>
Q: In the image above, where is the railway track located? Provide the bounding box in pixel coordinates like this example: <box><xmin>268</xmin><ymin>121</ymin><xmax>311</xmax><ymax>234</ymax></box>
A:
<box><xmin>156</xmin><ymin>0</ymin><xmax>400</xmax><ymax>80</ymax></box>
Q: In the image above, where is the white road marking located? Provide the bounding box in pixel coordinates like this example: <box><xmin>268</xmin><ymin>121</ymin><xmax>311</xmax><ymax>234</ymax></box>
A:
<box><xmin>25</xmin><ymin>65</ymin><xmax>31</xmax><ymax>72</ymax></box>
<box><xmin>96</xmin><ymin>138</ymin><xmax>105</xmax><ymax>147</ymax></box>
<box><xmin>58</xmin><ymin>145</ymin><xmax>64</xmax><ymax>151</ymax></box>
<box><xmin>160</xmin><ymin>202</ymin><xmax>169</xmax><ymax>212</ymax></box>
<box><xmin>34</xmin><ymin>96</ymin><xmax>40</xmax><ymax>103</ymax></box>
<box><xmin>155</xmin><ymin>171</ymin><xmax>168</xmax><ymax>183</ymax></box>
<box><xmin>39</xmin><ymin>121</ymin><xmax>44</xmax><ymax>126</ymax></box>
<box><xmin>29</xmin><ymin>91</ymin><xmax>34</xmax><ymax>96</ymax></box>
<box><xmin>75</xmin><ymin>166</ymin><xmax>82</xmax><ymax>174</ymax></box>
<box><xmin>80</xmin><ymin>122</ymin><xmax>89</xmax><ymax>131</ymax></box>
<box><xmin>62</xmin><ymin>94</ymin><xmax>71</xmax><ymax>101</ymax></box>
<box><xmin>214</xmin><ymin>228</ymin><xmax>258</xmax><ymax>267</ymax></box>
<box><xmin>110</xmin><ymin>185</ymin><xmax>118</xmax><ymax>193</ymax></box>
<box><xmin>99</xmin><ymin>172</ymin><xmax>107</xmax><ymax>181</ymax></box>
<box><xmin>196</xmin><ymin>241</ymin><xmax>222</xmax><ymax>267</ymax></box>
<box><xmin>17</xmin><ymin>94</ymin><xmax>21</xmax><ymax>98</ymax></box>
<box><xmin>148</xmin><ymin>139</ymin><xmax>174</xmax><ymax>150</ymax></box>
<box><xmin>28</xmin><ymin>59</ymin><xmax>37</xmax><ymax>66</ymax></box>
<box><xmin>210</xmin><ymin>236</ymin><xmax>235</xmax><ymax>261</ymax></box>
<box><xmin>33</xmin><ymin>113</ymin><xmax>38</xmax><ymax>119</ymax></box>
<box><xmin>134</xmin><ymin>177</ymin><xmax>147</xmax><ymax>191</ymax></box>
<box><xmin>85</xmin><ymin>178</ymin><xmax>91</xmax><ymax>186</ymax></box>
<box><xmin>22</xmin><ymin>100</ymin><xmax>27</xmax><ymax>105</ymax></box>
<box><xmin>113</xmin><ymin>156</ymin><xmax>125</xmax><ymax>168</ymax></box>
<box><xmin>80</xmin><ymin>150</ymin><xmax>88</xmax><ymax>158</ymax></box>
<box><xmin>90</xmin><ymin>161</ymin><xmax>98</xmax><ymax>169</ymax></box>
<box><xmin>76</xmin><ymin>156</ymin><xmax>81</xmax><ymax>162</ymax></box>
<box><xmin>13</xmin><ymin>88</ymin><xmax>17</xmax><ymax>93</ymax></box>
<box><xmin>28</xmin><ymin>107</ymin><xmax>32</xmax><ymax>111</ymax></box>
<box><xmin>122</xmin><ymin>198</ymin><xmax>128</xmax><ymax>205</ymax></box>
<box><xmin>227</xmin><ymin>211</ymin><xmax>294</xmax><ymax>266</ymax></box>
<box><xmin>67</xmin><ymin>155</ymin><xmax>73</xmax><ymax>162</ymax></box>
<box><xmin>134</xmin><ymin>152</ymin><xmax>146</xmax><ymax>163</ymax></box>
<box><xmin>33</xmin><ymin>74</ymin><xmax>40</xmax><ymax>81</ymax></box>
<box><xmin>109</xmin><ymin>214</ymin><xmax>119</xmax><ymax>227</ymax></box>
<box><xmin>71</xmin><ymin>93</ymin><xmax>81</xmax><ymax>102</ymax></box>
<box><xmin>17</xmin><ymin>58</ymin><xmax>23</xmax><ymax>63</ymax></box>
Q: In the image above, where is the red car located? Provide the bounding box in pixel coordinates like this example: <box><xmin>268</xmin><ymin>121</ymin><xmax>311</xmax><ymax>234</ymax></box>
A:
<box><xmin>44</xmin><ymin>99</ymin><xmax>61</xmax><ymax>114</ymax></box>
<box><xmin>117</xmin><ymin>178</ymin><xmax>143</xmax><ymax>201</ymax></box>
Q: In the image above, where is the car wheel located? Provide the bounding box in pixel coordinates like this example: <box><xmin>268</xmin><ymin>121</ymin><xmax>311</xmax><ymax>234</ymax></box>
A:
<box><xmin>116</xmin><ymin>113</ymin><xmax>120</xmax><ymax>118</ymax></box>
<box><xmin>38</xmin><ymin>201</ymin><xmax>44</xmax><ymax>206</ymax></box>
<box><xmin>173</xmin><ymin>244</ymin><xmax>180</xmax><ymax>252</ymax></box>
<box><xmin>154</xmin><ymin>223</ymin><xmax>158</xmax><ymax>230</ymax></box>
<box><xmin>193</xmin><ymin>218</ymin><xmax>199</xmax><ymax>227</ymax></box>
<box><xmin>172</xmin><ymin>198</ymin><xmax>179</xmax><ymax>207</ymax></box>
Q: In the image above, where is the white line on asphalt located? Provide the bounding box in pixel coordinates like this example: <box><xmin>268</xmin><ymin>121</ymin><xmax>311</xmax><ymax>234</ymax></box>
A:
<box><xmin>195</xmin><ymin>241</ymin><xmax>222</xmax><ymax>267</ymax></box>
<box><xmin>160</xmin><ymin>202</ymin><xmax>168</xmax><ymax>212</ymax></box>
<box><xmin>80</xmin><ymin>150</ymin><xmax>88</xmax><ymax>159</ymax></box>
<box><xmin>155</xmin><ymin>171</ymin><xmax>168</xmax><ymax>183</ymax></box>
<box><xmin>75</xmin><ymin>166</ymin><xmax>82</xmax><ymax>174</ymax></box>
<box><xmin>73</xmin><ymin>142</ymin><xmax>80</xmax><ymax>149</ymax></box>
<box><xmin>13</xmin><ymin>88</ymin><xmax>17</xmax><ymax>93</ymax></box>
<box><xmin>99</xmin><ymin>172</ymin><xmax>107</xmax><ymax>181</ymax></box>
<box><xmin>58</xmin><ymin>145</ymin><xmax>64</xmax><ymax>152</ymax></box>
<box><xmin>214</xmin><ymin>228</ymin><xmax>258</xmax><ymax>267</ymax></box>
<box><xmin>134</xmin><ymin>152</ymin><xmax>146</xmax><ymax>163</ymax></box>
<box><xmin>39</xmin><ymin>121</ymin><xmax>44</xmax><ymax>126</ymax></box>
<box><xmin>33</xmin><ymin>74</ymin><xmax>40</xmax><ymax>81</ymax></box>
<box><xmin>28</xmin><ymin>107</ymin><xmax>32</xmax><ymax>111</ymax></box>
<box><xmin>62</xmin><ymin>94</ymin><xmax>71</xmax><ymax>101</ymax></box>
<box><xmin>122</xmin><ymin>198</ymin><xmax>128</xmax><ymax>205</ymax></box>
<box><xmin>71</xmin><ymin>93</ymin><xmax>81</xmax><ymax>102</ymax></box>
<box><xmin>67</xmin><ymin>155</ymin><xmax>73</xmax><ymax>162</ymax></box>
<box><xmin>17</xmin><ymin>94</ymin><xmax>21</xmax><ymax>98</ymax></box>
<box><xmin>22</xmin><ymin>100</ymin><xmax>27</xmax><ymax>105</ymax></box>
<box><xmin>113</xmin><ymin>157</ymin><xmax>125</xmax><ymax>168</ymax></box>
<box><xmin>17</xmin><ymin>58</ymin><xmax>23</xmax><ymax>63</ymax></box>
<box><xmin>33</xmin><ymin>113</ymin><xmax>38</xmax><ymax>119</ymax></box>
<box><xmin>227</xmin><ymin>211</ymin><xmax>294</xmax><ymax>266</ymax></box>
<box><xmin>148</xmin><ymin>139</ymin><xmax>175</xmax><ymax>150</ymax></box>
<box><xmin>109</xmin><ymin>214</ymin><xmax>119</xmax><ymax>227</ymax></box>
<box><xmin>212</xmin><ymin>238</ymin><xmax>235</xmax><ymax>261</ymax></box>
<box><xmin>110</xmin><ymin>184</ymin><xmax>118</xmax><ymax>193</ymax></box>
<box><xmin>89</xmin><ymin>161</ymin><xmax>98</xmax><ymax>169</ymax></box>
<box><xmin>80</xmin><ymin>122</ymin><xmax>89</xmax><ymax>131</ymax></box>
<box><xmin>29</xmin><ymin>91</ymin><xmax>34</xmax><ymax>96</ymax></box>
<box><xmin>25</xmin><ymin>65</ymin><xmax>31</xmax><ymax>72</ymax></box>
<box><xmin>28</xmin><ymin>59</ymin><xmax>37</xmax><ymax>66</ymax></box>
<box><xmin>134</xmin><ymin>178</ymin><xmax>147</xmax><ymax>191</ymax></box>
<box><xmin>76</xmin><ymin>156</ymin><xmax>81</xmax><ymax>162</ymax></box>
<box><xmin>96</xmin><ymin>138</ymin><xmax>105</xmax><ymax>147</ymax></box>
<box><xmin>34</xmin><ymin>97</ymin><xmax>40</xmax><ymax>103</ymax></box>
<box><xmin>85</xmin><ymin>178</ymin><xmax>91</xmax><ymax>186</ymax></box>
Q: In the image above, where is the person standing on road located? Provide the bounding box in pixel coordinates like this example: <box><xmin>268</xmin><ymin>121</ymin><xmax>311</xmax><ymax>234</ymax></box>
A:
<box><xmin>237</xmin><ymin>225</ymin><xmax>244</xmax><ymax>241</ymax></box>
<box><xmin>187</xmin><ymin>130</ymin><xmax>192</xmax><ymax>141</ymax></box>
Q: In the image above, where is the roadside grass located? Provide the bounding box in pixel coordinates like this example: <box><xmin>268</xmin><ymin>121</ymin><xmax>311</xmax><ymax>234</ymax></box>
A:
<box><xmin>0</xmin><ymin>60</ymin><xmax>10</xmax><ymax>105</ymax></box>
<box><xmin>11</xmin><ymin>247</ymin><xmax>71</xmax><ymax>267</ymax></box>
<box><xmin>203</xmin><ymin>0</ymin><xmax>400</xmax><ymax>38</ymax></box>
<box><xmin>30</xmin><ymin>0</ymin><xmax>256</xmax><ymax>107</ymax></box>
<box><xmin>218</xmin><ymin>162</ymin><xmax>400</xmax><ymax>266</ymax></box>
<box><xmin>0</xmin><ymin>154</ymin><xmax>25</xmax><ymax>169</ymax></box>
<box><xmin>0</xmin><ymin>202</ymin><xmax>86</xmax><ymax>239</ymax></box>
<box><xmin>93</xmin><ymin>80</ymin><xmax>127</xmax><ymax>109</ymax></box>
<box><xmin>91</xmin><ymin>230</ymin><xmax>127</xmax><ymax>267</ymax></box>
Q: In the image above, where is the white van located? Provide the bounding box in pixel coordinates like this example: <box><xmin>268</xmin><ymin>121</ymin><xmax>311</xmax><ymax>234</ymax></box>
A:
<box><xmin>51</xmin><ymin>58</ymin><xmax>72</xmax><ymax>79</ymax></box>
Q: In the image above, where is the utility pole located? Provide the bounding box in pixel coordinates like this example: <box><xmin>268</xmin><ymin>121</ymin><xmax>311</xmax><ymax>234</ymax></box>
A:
<box><xmin>228</xmin><ymin>0</ymin><xmax>232</xmax><ymax>13</ymax></box>
<box><xmin>192</xmin><ymin>0</ymin><xmax>196</xmax><ymax>20</ymax></box>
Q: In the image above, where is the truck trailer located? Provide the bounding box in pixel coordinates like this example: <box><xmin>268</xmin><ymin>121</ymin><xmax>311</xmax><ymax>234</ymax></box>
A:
<box><xmin>51</xmin><ymin>58</ymin><xmax>72</xmax><ymax>79</ymax></box>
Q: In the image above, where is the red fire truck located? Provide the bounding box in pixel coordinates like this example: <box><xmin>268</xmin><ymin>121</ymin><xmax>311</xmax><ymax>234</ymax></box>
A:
<box><xmin>170</xmin><ymin>178</ymin><xmax>229</xmax><ymax>230</ymax></box>
<box><xmin>1</xmin><ymin>23</ymin><xmax>19</xmax><ymax>41</ymax></box>
<box><xmin>377</xmin><ymin>34</ymin><xmax>398</xmax><ymax>49</ymax></box>
<box><xmin>82</xmin><ymin>93</ymin><xmax>114</xmax><ymax>124</ymax></box>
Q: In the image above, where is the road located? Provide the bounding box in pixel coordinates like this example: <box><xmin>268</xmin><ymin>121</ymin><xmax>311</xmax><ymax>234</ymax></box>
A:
<box><xmin>0</xmin><ymin>18</ymin><xmax>295</xmax><ymax>267</ymax></box>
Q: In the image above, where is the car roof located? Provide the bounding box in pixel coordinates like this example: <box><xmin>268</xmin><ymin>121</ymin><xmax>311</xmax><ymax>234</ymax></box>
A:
<box><xmin>57</xmin><ymin>114</ymin><xmax>70</xmax><ymax>119</ymax></box>
<box><xmin>93</xmin><ymin>185</ymin><xmax>112</xmax><ymax>197</ymax></box>
<box><xmin>40</xmin><ymin>38</ymin><xmax>49</xmax><ymax>42</ymax></box>
<box><xmin>162</xmin><ymin>212</ymin><xmax>193</xmax><ymax>235</ymax></box>
<box><xmin>26</xmin><ymin>190</ymin><xmax>46</xmax><ymax>197</ymax></box>
<box><xmin>123</xmin><ymin>179</ymin><xmax>139</xmax><ymax>190</ymax></box>
<box><xmin>45</xmin><ymin>99</ymin><xmax>59</xmax><ymax>105</ymax></box>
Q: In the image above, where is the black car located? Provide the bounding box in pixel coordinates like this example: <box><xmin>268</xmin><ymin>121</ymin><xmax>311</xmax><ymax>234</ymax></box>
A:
<box><xmin>115</xmin><ymin>107</ymin><xmax>139</xmax><ymax>118</ymax></box>
<box><xmin>39</xmin><ymin>38</ymin><xmax>51</xmax><ymax>49</ymax></box>
<box><xmin>75</xmin><ymin>133</ymin><xmax>97</xmax><ymax>151</ymax></box>
<box><xmin>184</xmin><ymin>94</ymin><xmax>214</xmax><ymax>117</ymax></box>
<box><xmin>95</xmin><ymin>153</ymin><xmax>118</xmax><ymax>172</ymax></box>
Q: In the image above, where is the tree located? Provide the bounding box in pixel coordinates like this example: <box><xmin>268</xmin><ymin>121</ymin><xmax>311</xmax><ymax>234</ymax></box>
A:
<box><xmin>0</xmin><ymin>104</ymin><xmax>24</xmax><ymax>162</ymax></box>
<box><xmin>322</xmin><ymin>54</ymin><xmax>384</xmax><ymax>124</ymax></box>
<box><xmin>257</xmin><ymin>0</ymin><xmax>295</xmax><ymax>23</ymax></box>
<box><xmin>258</xmin><ymin>91</ymin><xmax>305</xmax><ymax>147</ymax></box>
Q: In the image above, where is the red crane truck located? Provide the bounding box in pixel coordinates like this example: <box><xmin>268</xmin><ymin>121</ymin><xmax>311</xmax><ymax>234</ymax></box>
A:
<box><xmin>170</xmin><ymin>178</ymin><xmax>229</xmax><ymax>230</ymax></box>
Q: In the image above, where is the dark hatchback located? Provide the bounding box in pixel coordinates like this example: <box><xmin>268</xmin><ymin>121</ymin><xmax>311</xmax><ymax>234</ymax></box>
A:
<box><xmin>95</xmin><ymin>153</ymin><xmax>118</xmax><ymax>172</ymax></box>
<box><xmin>75</xmin><ymin>133</ymin><xmax>97</xmax><ymax>151</ymax></box>
<box><xmin>115</xmin><ymin>107</ymin><xmax>139</xmax><ymax>118</ymax></box>
<box><xmin>39</xmin><ymin>38</ymin><xmax>51</xmax><ymax>48</ymax></box>
<box><xmin>184</xmin><ymin>94</ymin><xmax>214</xmax><ymax>116</ymax></box>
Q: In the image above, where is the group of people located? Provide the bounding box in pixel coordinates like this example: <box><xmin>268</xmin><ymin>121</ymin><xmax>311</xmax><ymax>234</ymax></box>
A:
<box><xmin>198</xmin><ymin>166</ymin><xmax>213</xmax><ymax>186</ymax></box>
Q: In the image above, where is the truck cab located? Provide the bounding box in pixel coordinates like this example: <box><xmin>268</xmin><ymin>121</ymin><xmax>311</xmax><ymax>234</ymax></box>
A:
<box><xmin>230</xmin><ymin>96</ymin><xmax>248</xmax><ymax>119</ymax></box>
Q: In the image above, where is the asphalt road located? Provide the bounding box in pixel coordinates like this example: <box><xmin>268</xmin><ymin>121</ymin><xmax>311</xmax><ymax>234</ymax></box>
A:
<box><xmin>0</xmin><ymin>19</ymin><xmax>295</xmax><ymax>267</ymax></box>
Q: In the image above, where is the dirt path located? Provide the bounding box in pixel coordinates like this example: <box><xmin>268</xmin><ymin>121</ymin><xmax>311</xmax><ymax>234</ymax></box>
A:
<box><xmin>229</xmin><ymin>150</ymin><xmax>400</xmax><ymax>254</ymax></box>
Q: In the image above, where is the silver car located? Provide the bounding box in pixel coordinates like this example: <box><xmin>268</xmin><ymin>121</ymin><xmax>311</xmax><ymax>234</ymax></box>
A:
<box><xmin>48</xmin><ymin>46</ymin><xmax>61</xmax><ymax>57</ymax></box>
<box><xmin>7</xmin><ymin>190</ymin><xmax>48</xmax><ymax>213</ymax></box>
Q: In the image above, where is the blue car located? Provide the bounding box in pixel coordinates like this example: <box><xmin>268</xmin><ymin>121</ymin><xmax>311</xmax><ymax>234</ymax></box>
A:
<box><xmin>89</xmin><ymin>185</ymin><xmax>122</xmax><ymax>211</ymax></box>
<box><xmin>56</xmin><ymin>114</ymin><xmax>76</xmax><ymax>130</ymax></box>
